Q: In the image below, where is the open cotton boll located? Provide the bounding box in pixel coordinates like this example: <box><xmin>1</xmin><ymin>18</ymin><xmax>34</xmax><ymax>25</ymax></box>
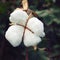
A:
<box><xmin>5</xmin><ymin>25</ymin><xmax>24</xmax><ymax>47</ymax></box>
<box><xmin>27</xmin><ymin>17</ymin><xmax>45</xmax><ymax>37</ymax></box>
<box><xmin>24</xmin><ymin>29</ymin><xmax>41</xmax><ymax>47</ymax></box>
<box><xmin>9</xmin><ymin>8</ymin><xmax>28</xmax><ymax>25</ymax></box>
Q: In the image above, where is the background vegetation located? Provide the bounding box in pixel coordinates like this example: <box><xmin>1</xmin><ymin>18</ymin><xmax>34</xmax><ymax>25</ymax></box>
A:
<box><xmin>0</xmin><ymin>0</ymin><xmax>60</xmax><ymax>60</ymax></box>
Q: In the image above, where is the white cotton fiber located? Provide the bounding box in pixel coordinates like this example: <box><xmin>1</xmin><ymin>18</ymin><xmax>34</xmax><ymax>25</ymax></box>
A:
<box><xmin>5</xmin><ymin>25</ymin><xmax>24</xmax><ymax>47</ymax></box>
<box><xmin>24</xmin><ymin>29</ymin><xmax>41</xmax><ymax>47</ymax></box>
<box><xmin>27</xmin><ymin>17</ymin><xmax>45</xmax><ymax>37</ymax></box>
<box><xmin>5</xmin><ymin>8</ymin><xmax>45</xmax><ymax>47</ymax></box>
<box><xmin>9</xmin><ymin>8</ymin><xmax>28</xmax><ymax>25</ymax></box>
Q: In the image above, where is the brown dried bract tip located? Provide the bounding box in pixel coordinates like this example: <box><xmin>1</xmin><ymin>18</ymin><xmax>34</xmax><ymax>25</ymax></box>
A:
<box><xmin>33</xmin><ymin>46</ymin><xmax>38</xmax><ymax>51</ymax></box>
<box><xmin>22</xmin><ymin>0</ymin><xmax>28</xmax><ymax>10</ymax></box>
<box><xmin>38</xmin><ymin>48</ymin><xmax>46</xmax><ymax>51</ymax></box>
<box><xmin>9</xmin><ymin>23</ymin><xmax>16</xmax><ymax>26</ymax></box>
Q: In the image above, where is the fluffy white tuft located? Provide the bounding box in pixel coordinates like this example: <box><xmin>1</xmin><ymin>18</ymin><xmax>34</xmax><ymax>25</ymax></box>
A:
<box><xmin>27</xmin><ymin>17</ymin><xmax>45</xmax><ymax>37</ymax></box>
<box><xmin>9</xmin><ymin>8</ymin><xmax>28</xmax><ymax>25</ymax></box>
<box><xmin>24</xmin><ymin>29</ymin><xmax>41</xmax><ymax>47</ymax></box>
<box><xmin>5</xmin><ymin>25</ymin><xmax>24</xmax><ymax>47</ymax></box>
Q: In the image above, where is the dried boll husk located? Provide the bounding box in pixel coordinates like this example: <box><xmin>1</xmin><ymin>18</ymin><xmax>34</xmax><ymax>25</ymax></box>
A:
<box><xmin>27</xmin><ymin>17</ymin><xmax>45</xmax><ymax>37</ymax></box>
<box><xmin>5</xmin><ymin>25</ymin><xmax>24</xmax><ymax>47</ymax></box>
<box><xmin>23</xmin><ymin>29</ymin><xmax>41</xmax><ymax>47</ymax></box>
<box><xmin>9</xmin><ymin>8</ymin><xmax>28</xmax><ymax>25</ymax></box>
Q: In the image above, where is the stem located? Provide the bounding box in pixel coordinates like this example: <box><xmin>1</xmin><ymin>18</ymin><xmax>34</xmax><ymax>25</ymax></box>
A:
<box><xmin>26</xmin><ymin>48</ymin><xmax>28</xmax><ymax>60</ymax></box>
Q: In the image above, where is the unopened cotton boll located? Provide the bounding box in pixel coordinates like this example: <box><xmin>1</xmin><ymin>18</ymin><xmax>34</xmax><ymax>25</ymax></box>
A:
<box><xmin>27</xmin><ymin>17</ymin><xmax>45</xmax><ymax>37</ymax></box>
<box><xmin>5</xmin><ymin>25</ymin><xmax>24</xmax><ymax>47</ymax></box>
<box><xmin>24</xmin><ymin>29</ymin><xmax>41</xmax><ymax>47</ymax></box>
<box><xmin>9</xmin><ymin>8</ymin><xmax>28</xmax><ymax>25</ymax></box>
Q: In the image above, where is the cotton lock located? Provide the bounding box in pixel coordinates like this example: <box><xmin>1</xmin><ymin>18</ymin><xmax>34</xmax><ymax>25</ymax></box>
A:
<box><xmin>27</xmin><ymin>17</ymin><xmax>45</xmax><ymax>37</ymax></box>
<box><xmin>9</xmin><ymin>8</ymin><xmax>28</xmax><ymax>26</ymax></box>
<box><xmin>5</xmin><ymin>25</ymin><xmax>24</xmax><ymax>47</ymax></box>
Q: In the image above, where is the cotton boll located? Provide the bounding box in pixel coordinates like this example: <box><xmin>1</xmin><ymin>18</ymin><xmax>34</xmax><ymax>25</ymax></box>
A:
<box><xmin>5</xmin><ymin>25</ymin><xmax>24</xmax><ymax>47</ymax></box>
<box><xmin>9</xmin><ymin>8</ymin><xmax>28</xmax><ymax>25</ymax></box>
<box><xmin>27</xmin><ymin>17</ymin><xmax>45</xmax><ymax>37</ymax></box>
<box><xmin>24</xmin><ymin>29</ymin><xmax>41</xmax><ymax>47</ymax></box>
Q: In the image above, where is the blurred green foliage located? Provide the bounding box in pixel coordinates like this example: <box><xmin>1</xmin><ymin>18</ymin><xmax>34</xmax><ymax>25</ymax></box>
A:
<box><xmin>0</xmin><ymin>2</ymin><xmax>9</xmax><ymax>13</ymax></box>
<box><xmin>36</xmin><ymin>7</ymin><xmax>60</xmax><ymax>25</ymax></box>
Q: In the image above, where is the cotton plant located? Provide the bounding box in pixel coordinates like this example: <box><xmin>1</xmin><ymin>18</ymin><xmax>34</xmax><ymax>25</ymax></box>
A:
<box><xmin>5</xmin><ymin>8</ymin><xmax>45</xmax><ymax>48</ymax></box>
